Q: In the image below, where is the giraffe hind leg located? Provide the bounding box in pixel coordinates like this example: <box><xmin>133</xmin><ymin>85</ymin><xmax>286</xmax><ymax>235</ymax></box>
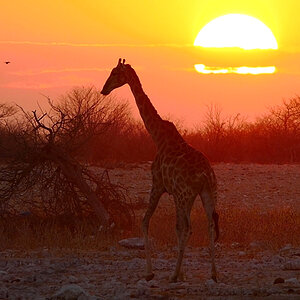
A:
<box><xmin>213</xmin><ymin>210</ymin><xmax>219</xmax><ymax>242</ymax></box>
<box><xmin>170</xmin><ymin>203</ymin><xmax>192</xmax><ymax>283</ymax></box>
<box><xmin>200</xmin><ymin>188</ymin><xmax>218</xmax><ymax>282</ymax></box>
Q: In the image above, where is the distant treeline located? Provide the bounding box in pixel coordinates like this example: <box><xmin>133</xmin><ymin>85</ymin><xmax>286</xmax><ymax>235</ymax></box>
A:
<box><xmin>0</xmin><ymin>87</ymin><xmax>299</xmax><ymax>164</ymax></box>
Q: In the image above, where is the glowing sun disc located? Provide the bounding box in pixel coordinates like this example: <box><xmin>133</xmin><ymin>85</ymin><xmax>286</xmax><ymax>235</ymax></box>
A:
<box><xmin>194</xmin><ymin>14</ymin><xmax>278</xmax><ymax>50</ymax></box>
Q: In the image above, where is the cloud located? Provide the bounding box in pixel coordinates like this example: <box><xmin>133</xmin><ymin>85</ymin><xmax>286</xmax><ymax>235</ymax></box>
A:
<box><xmin>10</xmin><ymin>67</ymin><xmax>110</xmax><ymax>76</ymax></box>
<box><xmin>194</xmin><ymin>64</ymin><xmax>276</xmax><ymax>75</ymax></box>
<box><xmin>0</xmin><ymin>40</ymin><xmax>193</xmax><ymax>48</ymax></box>
<box><xmin>0</xmin><ymin>82</ymin><xmax>68</xmax><ymax>89</ymax></box>
<box><xmin>2</xmin><ymin>40</ymin><xmax>299</xmax><ymax>54</ymax></box>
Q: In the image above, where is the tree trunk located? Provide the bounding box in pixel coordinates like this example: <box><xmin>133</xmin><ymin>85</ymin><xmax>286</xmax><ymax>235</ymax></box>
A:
<box><xmin>46</xmin><ymin>148</ymin><xmax>111</xmax><ymax>226</ymax></box>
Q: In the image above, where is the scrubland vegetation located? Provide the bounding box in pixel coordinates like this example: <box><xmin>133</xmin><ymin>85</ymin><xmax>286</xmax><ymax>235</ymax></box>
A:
<box><xmin>0</xmin><ymin>86</ymin><xmax>299</xmax><ymax>250</ymax></box>
<box><xmin>1</xmin><ymin>87</ymin><xmax>299</xmax><ymax>165</ymax></box>
<box><xmin>71</xmin><ymin>91</ymin><xmax>300</xmax><ymax>164</ymax></box>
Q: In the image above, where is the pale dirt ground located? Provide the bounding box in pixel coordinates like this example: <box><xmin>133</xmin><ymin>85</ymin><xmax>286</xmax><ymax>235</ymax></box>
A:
<box><xmin>105</xmin><ymin>162</ymin><xmax>300</xmax><ymax>212</ymax></box>
<box><xmin>0</xmin><ymin>163</ymin><xmax>300</xmax><ymax>299</ymax></box>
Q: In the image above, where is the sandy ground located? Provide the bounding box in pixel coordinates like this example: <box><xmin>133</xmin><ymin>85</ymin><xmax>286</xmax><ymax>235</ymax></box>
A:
<box><xmin>0</xmin><ymin>245</ymin><xmax>300</xmax><ymax>299</ymax></box>
<box><xmin>0</xmin><ymin>163</ymin><xmax>300</xmax><ymax>299</ymax></box>
<box><xmin>104</xmin><ymin>162</ymin><xmax>300</xmax><ymax>212</ymax></box>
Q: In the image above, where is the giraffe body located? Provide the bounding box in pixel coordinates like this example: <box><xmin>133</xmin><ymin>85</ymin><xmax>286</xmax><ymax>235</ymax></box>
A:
<box><xmin>101</xmin><ymin>59</ymin><xmax>219</xmax><ymax>282</ymax></box>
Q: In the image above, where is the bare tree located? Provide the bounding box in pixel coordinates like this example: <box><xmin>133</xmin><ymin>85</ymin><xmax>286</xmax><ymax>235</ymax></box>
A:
<box><xmin>269</xmin><ymin>97</ymin><xmax>300</xmax><ymax>133</ymax></box>
<box><xmin>203</xmin><ymin>104</ymin><xmax>226</xmax><ymax>140</ymax></box>
<box><xmin>0</xmin><ymin>103</ymin><xmax>18</xmax><ymax>161</ymax></box>
<box><xmin>0</xmin><ymin>103</ymin><xmax>16</xmax><ymax>120</ymax></box>
<box><xmin>0</xmin><ymin>87</ymin><xmax>133</xmax><ymax>228</ymax></box>
<box><xmin>256</xmin><ymin>97</ymin><xmax>300</xmax><ymax>162</ymax></box>
<box><xmin>202</xmin><ymin>104</ymin><xmax>227</xmax><ymax>160</ymax></box>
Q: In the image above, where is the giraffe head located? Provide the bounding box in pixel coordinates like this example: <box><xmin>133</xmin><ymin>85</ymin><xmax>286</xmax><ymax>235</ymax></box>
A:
<box><xmin>101</xmin><ymin>58</ymin><xmax>129</xmax><ymax>95</ymax></box>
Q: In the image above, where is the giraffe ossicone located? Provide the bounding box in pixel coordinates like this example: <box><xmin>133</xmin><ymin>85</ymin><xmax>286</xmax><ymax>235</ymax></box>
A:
<box><xmin>101</xmin><ymin>59</ymin><xmax>219</xmax><ymax>282</ymax></box>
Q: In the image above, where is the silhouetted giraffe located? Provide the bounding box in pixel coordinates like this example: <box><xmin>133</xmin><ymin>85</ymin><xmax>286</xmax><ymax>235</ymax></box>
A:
<box><xmin>101</xmin><ymin>59</ymin><xmax>219</xmax><ymax>282</ymax></box>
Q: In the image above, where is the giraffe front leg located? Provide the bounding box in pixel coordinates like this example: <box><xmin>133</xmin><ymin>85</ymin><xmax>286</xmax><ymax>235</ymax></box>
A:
<box><xmin>142</xmin><ymin>185</ymin><xmax>163</xmax><ymax>281</ymax></box>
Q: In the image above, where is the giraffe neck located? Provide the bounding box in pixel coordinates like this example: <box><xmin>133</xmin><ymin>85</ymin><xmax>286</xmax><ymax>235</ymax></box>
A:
<box><xmin>127</xmin><ymin>69</ymin><xmax>163</xmax><ymax>143</ymax></box>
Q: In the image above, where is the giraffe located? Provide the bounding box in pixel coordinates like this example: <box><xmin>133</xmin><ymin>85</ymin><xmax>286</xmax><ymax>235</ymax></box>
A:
<box><xmin>101</xmin><ymin>59</ymin><xmax>219</xmax><ymax>282</ymax></box>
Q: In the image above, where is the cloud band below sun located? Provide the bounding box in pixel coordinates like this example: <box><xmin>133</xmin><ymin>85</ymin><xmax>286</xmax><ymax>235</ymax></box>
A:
<box><xmin>194</xmin><ymin>64</ymin><xmax>276</xmax><ymax>75</ymax></box>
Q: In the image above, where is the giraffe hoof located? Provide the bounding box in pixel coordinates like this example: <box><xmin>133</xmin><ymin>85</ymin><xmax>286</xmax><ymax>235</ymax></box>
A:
<box><xmin>178</xmin><ymin>271</ymin><xmax>185</xmax><ymax>281</ymax></box>
<box><xmin>145</xmin><ymin>273</ymin><xmax>154</xmax><ymax>281</ymax></box>
<box><xmin>169</xmin><ymin>275</ymin><xmax>177</xmax><ymax>283</ymax></box>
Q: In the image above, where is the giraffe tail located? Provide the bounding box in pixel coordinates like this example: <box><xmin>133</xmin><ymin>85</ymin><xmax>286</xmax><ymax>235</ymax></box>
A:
<box><xmin>213</xmin><ymin>210</ymin><xmax>219</xmax><ymax>242</ymax></box>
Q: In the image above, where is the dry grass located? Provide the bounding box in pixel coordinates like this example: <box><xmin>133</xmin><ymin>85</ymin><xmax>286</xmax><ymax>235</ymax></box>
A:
<box><xmin>0</xmin><ymin>216</ymin><xmax>121</xmax><ymax>251</ymax></box>
<box><xmin>1</xmin><ymin>205</ymin><xmax>299</xmax><ymax>251</ymax></box>
<box><xmin>138</xmin><ymin>205</ymin><xmax>300</xmax><ymax>250</ymax></box>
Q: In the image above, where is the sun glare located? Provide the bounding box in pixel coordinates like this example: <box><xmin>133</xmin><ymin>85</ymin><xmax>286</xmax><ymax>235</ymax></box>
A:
<box><xmin>194</xmin><ymin>14</ymin><xmax>278</xmax><ymax>50</ymax></box>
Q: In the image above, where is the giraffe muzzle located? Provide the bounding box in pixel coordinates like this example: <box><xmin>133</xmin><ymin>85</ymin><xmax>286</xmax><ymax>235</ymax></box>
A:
<box><xmin>100</xmin><ymin>88</ymin><xmax>110</xmax><ymax>96</ymax></box>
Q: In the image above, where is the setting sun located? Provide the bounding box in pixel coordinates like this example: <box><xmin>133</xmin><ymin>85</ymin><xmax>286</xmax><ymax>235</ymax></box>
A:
<box><xmin>194</xmin><ymin>14</ymin><xmax>278</xmax><ymax>50</ymax></box>
<box><xmin>194</xmin><ymin>14</ymin><xmax>278</xmax><ymax>75</ymax></box>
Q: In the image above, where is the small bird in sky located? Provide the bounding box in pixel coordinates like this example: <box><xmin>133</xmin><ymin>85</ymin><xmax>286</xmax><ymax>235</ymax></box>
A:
<box><xmin>4</xmin><ymin>61</ymin><xmax>11</xmax><ymax>64</ymax></box>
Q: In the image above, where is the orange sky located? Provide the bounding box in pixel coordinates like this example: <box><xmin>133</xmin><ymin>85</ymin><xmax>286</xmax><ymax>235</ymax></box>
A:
<box><xmin>1</xmin><ymin>0</ymin><xmax>300</xmax><ymax>126</ymax></box>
